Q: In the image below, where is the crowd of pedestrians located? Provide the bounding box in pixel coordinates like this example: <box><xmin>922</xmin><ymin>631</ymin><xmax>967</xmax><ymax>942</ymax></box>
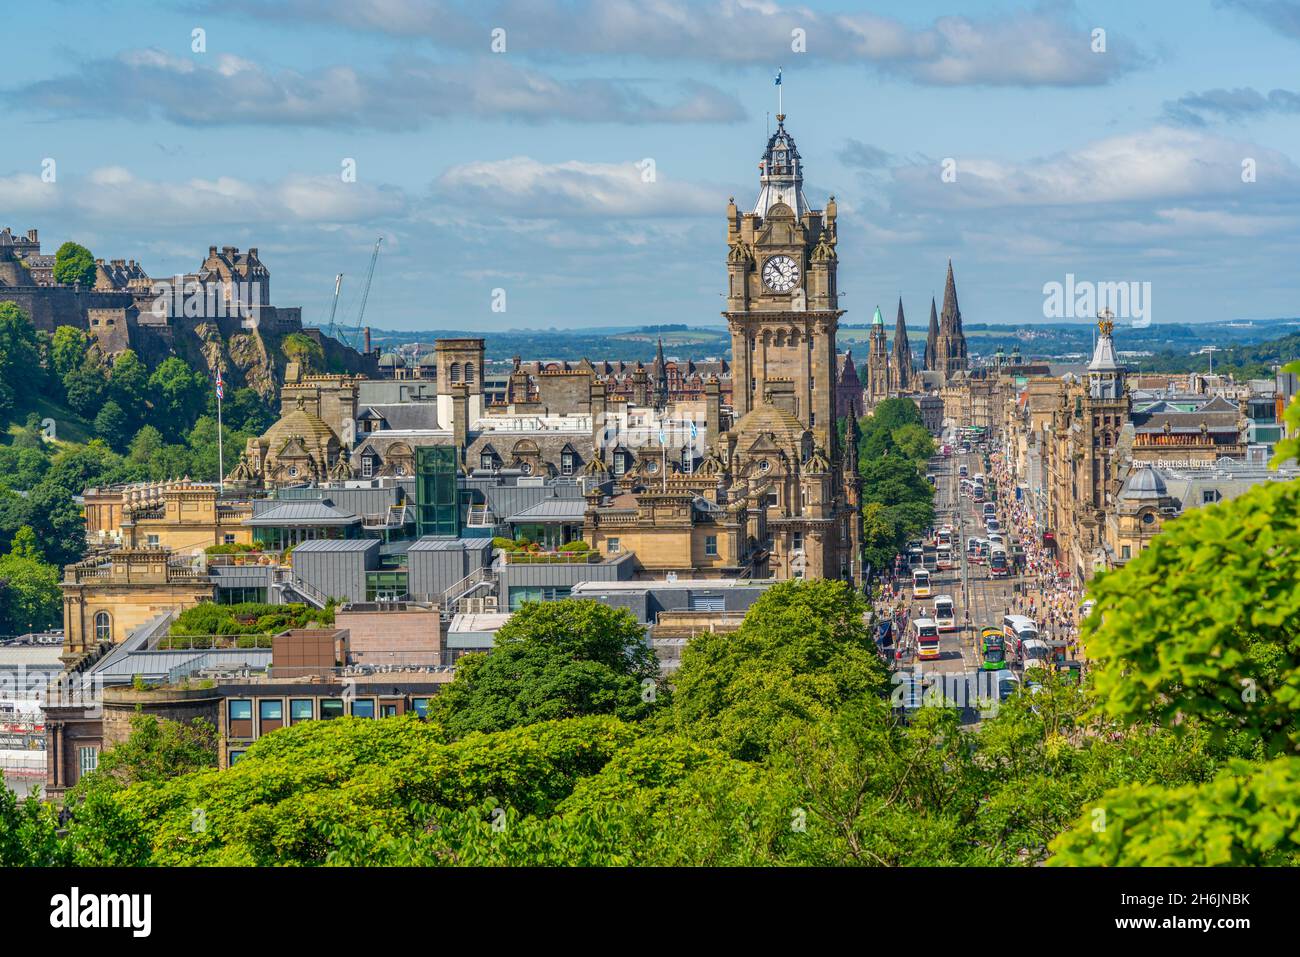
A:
<box><xmin>990</xmin><ymin>452</ymin><xmax>1087</xmax><ymax>660</ymax></box>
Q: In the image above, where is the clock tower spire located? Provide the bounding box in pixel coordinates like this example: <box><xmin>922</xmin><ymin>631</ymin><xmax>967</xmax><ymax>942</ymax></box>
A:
<box><xmin>724</xmin><ymin>108</ymin><xmax>842</xmax><ymax>451</ymax></box>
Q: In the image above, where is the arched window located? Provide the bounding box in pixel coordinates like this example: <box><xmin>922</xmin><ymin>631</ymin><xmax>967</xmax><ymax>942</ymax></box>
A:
<box><xmin>464</xmin><ymin>362</ymin><xmax>475</xmax><ymax>384</ymax></box>
<box><xmin>450</xmin><ymin>363</ymin><xmax>461</xmax><ymax>383</ymax></box>
<box><xmin>94</xmin><ymin>612</ymin><xmax>112</xmax><ymax>642</ymax></box>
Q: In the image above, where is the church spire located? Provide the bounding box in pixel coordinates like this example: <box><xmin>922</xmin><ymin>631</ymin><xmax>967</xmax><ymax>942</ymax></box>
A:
<box><xmin>941</xmin><ymin>259</ymin><xmax>961</xmax><ymax>334</ymax></box>
<box><xmin>925</xmin><ymin>297</ymin><xmax>939</xmax><ymax>371</ymax></box>
<box><xmin>892</xmin><ymin>298</ymin><xmax>912</xmax><ymax>391</ymax></box>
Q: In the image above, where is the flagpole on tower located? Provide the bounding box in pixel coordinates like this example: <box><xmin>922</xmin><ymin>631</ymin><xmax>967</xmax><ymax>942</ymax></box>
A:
<box><xmin>215</xmin><ymin>369</ymin><xmax>224</xmax><ymax>494</ymax></box>
<box><xmin>775</xmin><ymin>68</ymin><xmax>783</xmax><ymax>120</ymax></box>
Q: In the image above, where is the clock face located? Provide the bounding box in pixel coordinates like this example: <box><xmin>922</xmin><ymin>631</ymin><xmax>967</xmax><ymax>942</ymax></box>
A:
<box><xmin>762</xmin><ymin>255</ymin><xmax>799</xmax><ymax>292</ymax></box>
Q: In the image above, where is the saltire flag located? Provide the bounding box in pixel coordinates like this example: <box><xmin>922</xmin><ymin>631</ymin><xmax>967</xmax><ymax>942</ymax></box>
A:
<box><xmin>774</xmin><ymin>69</ymin><xmax>782</xmax><ymax>86</ymax></box>
<box><xmin>689</xmin><ymin>420</ymin><xmax>698</xmax><ymax>441</ymax></box>
<box><xmin>215</xmin><ymin>369</ymin><xmax>224</xmax><ymax>401</ymax></box>
<box><xmin>658</xmin><ymin>427</ymin><xmax>667</xmax><ymax>446</ymax></box>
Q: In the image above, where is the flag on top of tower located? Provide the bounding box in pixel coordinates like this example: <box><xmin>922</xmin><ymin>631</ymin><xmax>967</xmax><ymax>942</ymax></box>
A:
<box><xmin>774</xmin><ymin>69</ymin><xmax>782</xmax><ymax>86</ymax></box>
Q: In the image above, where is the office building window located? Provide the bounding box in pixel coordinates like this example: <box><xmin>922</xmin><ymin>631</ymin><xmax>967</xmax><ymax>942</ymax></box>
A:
<box><xmin>228</xmin><ymin>700</ymin><xmax>252</xmax><ymax>721</ymax></box>
<box><xmin>78</xmin><ymin>746</ymin><xmax>98</xmax><ymax>776</ymax></box>
<box><xmin>289</xmin><ymin>699</ymin><xmax>314</xmax><ymax>723</ymax></box>
<box><xmin>320</xmin><ymin>699</ymin><xmax>345</xmax><ymax>720</ymax></box>
<box><xmin>256</xmin><ymin>696</ymin><xmax>282</xmax><ymax>733</ymax></box>
<box><xmin>411</xmin><ymin>698</ymin><xmax>430</xmax><ymax>719</ymax></box>
<box><xmin>94</xmin><ymin>611</ymin><xmax>111</xmax><ymax>642</ymax></box>
<box><xmin>508</xmin><ymin>585</ymin><xmax>573</xmax><ymax>611</ymax></box>
<box><xmin>351</xmin><ymin>699</ymin><xmax>376</xmax><ymax>719</ymax></box>
<box><xmin>380</xmin><ymin>702</ymin><xmax>399</xmax><ymax>718</ymax></box>
<box><xmin>229</xmin><ymin>751</ymin><xmax>246</xmax><ymax>765</ymax></box>
<box><xmin>705</xmin><ymin>535</ymin><xmax>718</xmax><ymax>556</ymax></box>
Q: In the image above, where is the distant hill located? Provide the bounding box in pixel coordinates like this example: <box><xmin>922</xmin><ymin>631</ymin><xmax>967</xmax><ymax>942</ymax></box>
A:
<box><xmin>324</xmin><ymin>317</ymin><xmax>1300</xmax><ymax>367</ymax></box>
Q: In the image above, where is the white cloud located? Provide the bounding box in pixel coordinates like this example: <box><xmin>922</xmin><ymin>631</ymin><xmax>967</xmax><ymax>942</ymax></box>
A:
<box><xmin>9</xmin><ymin>50</ymin><xmax>746</xmax><ymax>128</ymax></box>
<box><xmin>217</xmin><ymin>0</ymin><xmax>1147</xmax><ymax>87</ymax></box>
<box><xmin>892</xmin><ymin>126</ymin><xmax>1300</xmax><ymax>209</ymax></box>
<box><xmin>0</xmin><ymin>173</ymin><xmax>62</xmax><ymax>213</ymax></box>
<box><xmin>436</xmin><ymin>157</ymin><xmax>722</xmax><ymax>217</ymax></box>
<box><xmin>1</xmin><ymin>167</ymin><xmax>409</xmax><ymax>227</ymax></box>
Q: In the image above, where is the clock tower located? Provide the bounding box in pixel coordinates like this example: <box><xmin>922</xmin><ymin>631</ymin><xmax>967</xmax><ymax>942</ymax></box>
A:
<box><xmin>724</xmin><ymin>113</ymin><xmax>842</xmax><ymax>456</ymax></box>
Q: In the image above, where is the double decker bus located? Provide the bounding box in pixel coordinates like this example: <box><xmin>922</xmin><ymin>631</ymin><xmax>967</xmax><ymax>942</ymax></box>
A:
<box><xmin>935</xmin><ymin>545</ymin><xmax>954</xmax><ymax>570</ymax></box>
<box><xmin>912</xmin><ymin>567</ymin><xmax>932</xmax><ymax>598</ymax></box>
<box><xmin>989</xmin><ymin>547</ymin><xmax>1009</xmax><ymax>578</ymax></box>
<box><xmin>933</xmin><ymin>595</ymin><xmax>957</xmax><ymax>632</ymax></box>
<box><xmin>936</xmin><ymin>525</ymin><xmax>953</xmax><ymax>548</ymax></box>
<box><xmin>978</xmin><ymin>627</ymin><xmax>1006</xmax><ymax>670</ymax></box>
<box><xmin>912</xmin><ymin>618</ymin><xmax>941</xmax><ymax>660</ymax></box>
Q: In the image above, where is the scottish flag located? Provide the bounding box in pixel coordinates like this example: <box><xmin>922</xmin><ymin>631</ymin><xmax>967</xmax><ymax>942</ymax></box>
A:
<box><xmin>774</xmin><ymin>69</ymin><xmax>782</xmax><ymax>86</ymax></box>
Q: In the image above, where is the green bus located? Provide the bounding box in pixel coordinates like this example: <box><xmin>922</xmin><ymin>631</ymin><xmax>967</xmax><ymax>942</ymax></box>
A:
<box><xmin>979</xmin><ymin>627</ymin><xmax>1006</xmax><ymax>671</ymax></box>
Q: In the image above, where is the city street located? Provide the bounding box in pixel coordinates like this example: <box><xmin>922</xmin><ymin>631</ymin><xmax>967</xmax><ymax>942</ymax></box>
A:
<box><xmin>881</xmin><ymin>436</ymin><xmax>1025</xmax><ymax>719</ymax></box>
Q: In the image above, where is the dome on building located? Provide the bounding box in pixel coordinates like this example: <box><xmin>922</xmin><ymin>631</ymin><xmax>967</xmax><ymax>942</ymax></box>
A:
<box><xmin>261</xmin><ymin>402</ymin><xmax>338</xmax><ymax>450</ymax></box>
<box><xmin>1123</xmin><ymin>466</ymin><xmax>1167</xmax><ymax>500</ymax></box>
<box><xmin>378</xmin><ymin>352</ymin><xmax>405</xmax><ymax>368</ymax></box>
<box><xmin>417</xmin><ymin>353</ymin><xmax>437</xmax><ymax>368</ymax></box>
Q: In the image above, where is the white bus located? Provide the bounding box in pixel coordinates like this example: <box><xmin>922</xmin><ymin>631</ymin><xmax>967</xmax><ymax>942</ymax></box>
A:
<box><xmin>935</xmin><ymin>545</ymin><xmax>953</xmax><ymax>570</ymax></box>
<box><xmin>913</xmin><ymin>618</ymin><xmax>941</xmax><ymax>660</ymax></box>
<box><xmin>933</xmin><ymin>595</ymin><xmax>956</xmax><ymax>632</ymax></box>
<box><xmin>912</xmin><ymin>567</ymin><xmax>932</xmax><ymax>598</ymax></box>
<box><xmin>1002</xmin><ymin>614</ymin><xmax>1039</xmax><ymax>655</ymax></box>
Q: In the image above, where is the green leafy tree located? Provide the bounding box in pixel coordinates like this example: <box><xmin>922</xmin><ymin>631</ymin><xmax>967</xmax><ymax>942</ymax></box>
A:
<box><xmin>53</xmin><ymin>241</ymin><xmax>96</xmax><ymax>288</ymax></box>
<box><xmin>431</xmin><ymin>599</ymin><xmax>661</xmax><ymax>736</ymax></box>
<box><xmin>63</xmin><ymin>356</ymin><xmax>108</xmax><ymax>419</ymax></box>
<box><xmin>1050</xmin><ymin>757</ymin><xmax>1300</xmax><ymax>866</ymax></box>
<box><xmin>1084</xmin><ymin>478</ymin><xmax>1300</xmax><ymax>755</ymax></box>
<box><xmin>93</xmin><ymin>400</ymin><xmax>130</xmax><ymax>451</ymax></box>
<box><xmin>69</xmin><ymin>712</ymin><xmax>218</xmax><ymax>801</ymax></box>
<box><xmin>0</xmin><ymin>302</ymin><xmax>43</xmax><ymax>398</ymax></box>
<box><xmin>0</xmin><ymin>444</ymin><xmax>49</xmax><ymax>491</ymax></box>
<box><xmin>0</xmin><ymin>787</ymin><xmax>70</xmax><ymax>866</ymax></box>
<box><xmin>107</xmin><ymin>349</ymin><xmax>149</xmax><ymax>426</ymax></box>
<box><xmin>667</xmin><ymin>580</ymin><xmax>888</xmax><ymax>760</ymax></box>
<box><xmin>0</xmin><ymin>526</ymin><xmax>61</xmax><ymax>632</ymax></box>
<box><xmin>892</xmin><ymin>422</ymin><xmax>935</xmax><ymax>463</ymax></box>
<box><xmin>148</xmin><ymin>357</ymin><xmax>207</xmax><ymax>437</ymax></box>
<box><xmin>126</xmin><ymin>424</ymin><xmax>165</xmax><ymax>466</ymax></box>
<box><xmin>226</xmin><ymin>386</ymin><xmax>273</xmax><ymax>434</ymax></box>
<box><xmin>50</xmin><ymin>325</ymin><xmax>90</xmax><ymax>380</ymax></box>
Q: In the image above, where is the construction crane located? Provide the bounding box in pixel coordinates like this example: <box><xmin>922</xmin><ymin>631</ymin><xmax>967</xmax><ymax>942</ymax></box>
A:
<box><xmin>324</xmin><ymin>273</ymin><xmax>344</xmax><ymax>341</ymax></box>
<box><xmin>346</xmin><ymin>237</ymin><xmax>383</xmax><ymax>352</ymax></box>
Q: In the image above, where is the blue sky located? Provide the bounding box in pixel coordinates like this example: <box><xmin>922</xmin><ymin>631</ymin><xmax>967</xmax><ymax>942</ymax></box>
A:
<box><xmin>3</xmin><ymin>0</ymin><xmax>1299</xmax><ymax>333</ymax></box>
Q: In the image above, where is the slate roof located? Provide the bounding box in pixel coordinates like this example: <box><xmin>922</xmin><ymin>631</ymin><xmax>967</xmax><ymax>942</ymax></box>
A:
<box><xmin>244</xmin><ymin>501</ymin><xmax>361</xmax><ymax>526</ymax></box>
<box><xmin>506</xmin><ymin>499</ymin><xmax>588</xmax><ymax>522</ymax></box>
